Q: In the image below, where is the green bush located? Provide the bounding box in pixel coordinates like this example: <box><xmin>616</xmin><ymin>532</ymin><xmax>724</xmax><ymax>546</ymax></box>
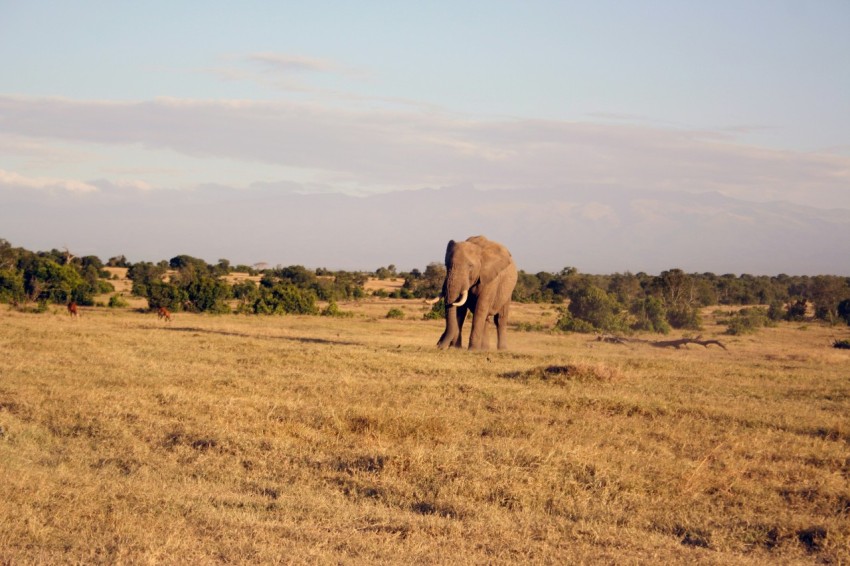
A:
<box><xmin>838</xmin><ymin>299</ymin><xmax>850</xmax><ymax>326</ymax></box>
<box><xmin>232</xmin><ymin>281</ymin><xmax>259</xmax><ymax>299</ymax></box>
<box><xmin>20</xmin><ymin>257</ymin><xmax>84</xmax><ymax>305</ymax></box>
<box><xmin>386</xmin><ymin>308</ymin><xmax>405</xmax><ymax>319</ymax></box>
<box><xmin>767</xmin><ymin>300</ymin><xmax>786</xmax><ymax>322</ymax></box>
<box><xmin>423</xmin><ymin>299</ymin><xmax>445</xmax><ymax>320</ymax></box>
<box><xmin>554</xmin><ymin>309</ymin><xmax>597</xmax><ymax>333</ymax></box>
<box><xmin>184</xmin><ymin>275</ymin><xmax>232</xmax><ymax>313</ymax></box>
<box><xmin>557</xmin><ymin>284</ymin><xmax>627</xmax><ymax>333</ymax></box>
<box><xmin>127</xmin><ymin>262</ymin><xmax>167</xmax><ymax>292</ymax></box>
<box><xmin>666</xmin><ymin>305</ymin><xmax>702</xmax><ymax>330</ymax></box>
<box><xmin>322</xmin><ymin>300</ymin><xmax>353</xmax><ymax>318</ymax></box>
<box><xmin>629</xmin><ymin>296</ymin><xmax>671</xmax><ymax>334</ymax></box>
<box><xmin>96</xmin><ymin>280</ymin><xmax>115</xmax><ymax>294</ymax></box>
<box><xmin>0</xmin><ymin>269</ymin><xmax>25</xmax><ymax>304</ymax></box>
<box><xmin>724</xmin><ymin>307</ymin><xmax>774</xmax><ymax>335</ymax></box>
<box><xmin>785</xmin><ymin>299</ymin><xmax>808</xmax><ymax>322</ymax></box>
<box><xmin>253</xmin><ymin>283</ymin><xmax>318</xmax><ymax>315</ymax></box>
<box><xmin>512</xmin><ymin>321</ymin><xmax>545</xmax><ymax>332</ymax></box>
<box><xmin>108</xmin><ymin>294</ymin><xmax>129</xmax><ymax>308</ymax></box>
<box><xmin>145</xmin><ymin>281</ymin><xmax>188</xmax><ymax>310</ymax></box>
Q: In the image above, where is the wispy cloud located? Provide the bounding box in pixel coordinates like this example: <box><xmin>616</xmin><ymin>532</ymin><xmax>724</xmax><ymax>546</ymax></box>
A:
<box><xmin>246</xmin><ymin>52</ymin><xmax>352</xmax><ymax>75</ymax></box>
<box><xmin>0</xmin><ymin>168</ymin><xmax>97</xmax><ymax>193</ymax></box>
<box><xmin>207</xmin><ymin>52</ymin><xmax>367</xmax><ymax>94</ymax></box>
<box><xmin>0</xmin><ymin>94</ymin><xmax>848</xmax><ymax>208</ymax></box>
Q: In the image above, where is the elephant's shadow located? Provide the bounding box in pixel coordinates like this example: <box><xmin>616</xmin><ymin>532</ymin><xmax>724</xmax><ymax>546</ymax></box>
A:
<box><xmin>160</xmin><ymin>326</ymin><xmax>363</xmax><ymax>347</ymax></box>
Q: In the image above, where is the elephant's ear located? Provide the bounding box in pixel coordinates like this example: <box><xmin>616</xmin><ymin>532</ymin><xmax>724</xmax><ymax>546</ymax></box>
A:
<box><xmin>479</xmin><ymin>243</ymin><xmax>513</xmax><ymax>286</ymax></box>
<box><xmin>444</xmin><ymin>240</ymin><xmax>457</xmax><ymax>264</ymax></box>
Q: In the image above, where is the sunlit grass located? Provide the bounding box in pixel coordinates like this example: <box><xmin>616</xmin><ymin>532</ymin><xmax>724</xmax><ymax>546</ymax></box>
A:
<box><xmin>1</xmin><ymin>301</ymin><xmax>848</xmax><ymax>563</ymax></box>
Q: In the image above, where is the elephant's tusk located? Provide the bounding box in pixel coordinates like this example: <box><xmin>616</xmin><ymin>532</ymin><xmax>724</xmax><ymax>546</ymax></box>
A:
<box><xmin>425</xmin><ymin>296</ymin><xmax>442</xmax><ymax>305</ymax></box>
<box><xmin>451</xmin><ymin>289</ymin><xmax>468</xmax><ymax>307</ymax></box>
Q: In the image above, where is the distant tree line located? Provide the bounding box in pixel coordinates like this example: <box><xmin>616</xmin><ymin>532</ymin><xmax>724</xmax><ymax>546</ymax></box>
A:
<box><xmin>127</xmin><ymin>256</ymin><xmax>368</xmax><ymax>315</ymax></box>
<box><xmin>503</xmin><ymin>268</ymin><xmax>850</xmax><ymax>334</ymax></box>
<box><xmin>0</xmin><ymin>240</ymin><xmax>115</xmax><ymax>309</ymax></box>
<box><xmin>2</xmin><ymin>239</ymin><xmax>850</xmax><ymax>333</ymax></box>
<box><xmin>397</xmin><ymin>264</ymin><xmax>850</xmax><ymax>333</ymax></box>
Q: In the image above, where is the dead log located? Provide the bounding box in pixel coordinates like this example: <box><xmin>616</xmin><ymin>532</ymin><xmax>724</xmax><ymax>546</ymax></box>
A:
<box><xmin>596</xmin><ymin>335</ymin><xmax>632</xmax><ymax>345</ymax></box>
<box><xmin>595</xmin><ymin>334</ymin><xmax>727</xmax><ymax>350</ymax></box>
<box><xmin>648</xmin><ymin>337</ymin><xmax>727</xmax><ymax>350</ymax></box>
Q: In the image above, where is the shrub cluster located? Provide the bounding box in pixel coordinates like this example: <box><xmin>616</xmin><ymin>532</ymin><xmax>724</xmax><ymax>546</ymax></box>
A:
<box><xmin>422</xmin><ymin>299</ymin><xmax>445</xmax><ymax>320</ymax></box>
<box><xmin>322</xmin><ymin>300</ymin><xmax>354</xmax><ymax>318</ymax></box>
<box><xmin>721</xmin><ymin>307</ymin><xmax>777</xmax><ymax>335</ymax></box>
<box><xmin>0</xmin><ymin>241</ymin><xmax>111</xmax><ymax>307</ymax></box>
<box><xmin>553</xmin><ymin>280</ymin><xmax>700</xmax><ymax>335</ymax></box>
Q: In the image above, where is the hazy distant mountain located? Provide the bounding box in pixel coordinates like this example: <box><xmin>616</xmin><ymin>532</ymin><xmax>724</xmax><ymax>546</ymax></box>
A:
<box><xmin>2</xmin><ymin>184</ymin><xmax>848</xmax><ymax>275</ymax></box>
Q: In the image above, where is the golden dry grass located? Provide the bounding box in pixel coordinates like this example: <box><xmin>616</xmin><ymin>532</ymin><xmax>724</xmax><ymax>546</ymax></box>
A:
<box><xmin>363</xmin><ymin>278</ymin><xmax>405</xmax><ymax>293</ymax></box>
<box><xmin>1</xmin><ymin>302</ymin><xmax>848</xmax><ymax>564</ymax></box>
<box><xmin>222</xmin><ymin>273</ymin><xmax>263</xmax><ymax>286</ymax></box>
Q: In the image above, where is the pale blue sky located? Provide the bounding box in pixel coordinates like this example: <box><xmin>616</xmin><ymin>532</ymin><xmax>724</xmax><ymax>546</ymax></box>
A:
<box><xmin>1</xmin><ymin>1</ymin><xmax>849</xmax><ymax>270</ymax></box>
<box><xmin>3</xmin><ymin>1</ymin><xmax>847</xmax><ymax>148</ymax></box>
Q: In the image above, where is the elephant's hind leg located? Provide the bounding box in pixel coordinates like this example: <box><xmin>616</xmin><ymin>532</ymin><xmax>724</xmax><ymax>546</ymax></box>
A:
<box><xmin>494</xmin><ymin>304</ymin><xmax>511</xmax><ymax>350</ymax></box>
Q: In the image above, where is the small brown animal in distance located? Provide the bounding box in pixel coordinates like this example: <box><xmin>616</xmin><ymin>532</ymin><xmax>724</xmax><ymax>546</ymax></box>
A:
<box><xmin>157</xmin><ymin>306</ymin><xmax>171</xmax><ymax>322</ymax></box>
<box><xmin>67</xmin><ymin>302</ymin><xmax>79</xmax><ymax>317</ymax></box>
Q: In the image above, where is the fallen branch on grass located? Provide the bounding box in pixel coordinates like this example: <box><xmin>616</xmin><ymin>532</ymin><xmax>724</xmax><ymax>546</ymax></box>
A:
<box><xmin>647</xmin><ymin>337</ymin><xmax>727</xmax><ymax>350</ymax></box>
<box><xmin>596</xmin><ymin>335</ymin><xmax>727</xmax><ymax>350</ymax></box>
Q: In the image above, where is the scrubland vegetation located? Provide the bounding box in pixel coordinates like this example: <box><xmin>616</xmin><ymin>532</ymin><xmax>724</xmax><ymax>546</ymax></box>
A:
<box><xmin>2</xmin><ymin>238</ymin><xmax>850</xmax><ymax>562</ymax></box>
<box><xmin>2</xmin><ymin>239</ymin><xmax>850</xmax><ymax>335</ymax></box>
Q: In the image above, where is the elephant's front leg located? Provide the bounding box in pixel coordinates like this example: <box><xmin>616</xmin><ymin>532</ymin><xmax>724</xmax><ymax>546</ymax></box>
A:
<box><xmin>453</xmin><ymin>306</ymin><xmax>468</xmax><ymax>348</ymax></box>
<box><xmin>467</xmin><ymin>308</ymin><xmax>490</xmax><ymax>350</ymax></box>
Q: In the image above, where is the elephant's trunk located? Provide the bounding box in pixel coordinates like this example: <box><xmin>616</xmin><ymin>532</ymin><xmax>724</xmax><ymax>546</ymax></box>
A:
<box><xmin>436</xmin><ymin>270</ymin><xmax>468</xmax><ymax>349</ymax></box>
<box><xmin>436</xmin><ymin>304</ymin><xmax>459</xmax><ymax>349</ymax></box>
<box><xmin>445</xmin><ymin>270</ymin><xmax>467</xmax><ymax>306</ymax></box>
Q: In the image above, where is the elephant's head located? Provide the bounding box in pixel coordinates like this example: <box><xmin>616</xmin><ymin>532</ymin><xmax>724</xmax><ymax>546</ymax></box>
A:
<box><xmin>436</xmin><ymin>236</ymin><xmax>513</xmax><ymax>349</ymax></box>
<box><xmin>442</xmin><ymin>237</ymin><xmax>510</xmax><ymax>306</ymax></box>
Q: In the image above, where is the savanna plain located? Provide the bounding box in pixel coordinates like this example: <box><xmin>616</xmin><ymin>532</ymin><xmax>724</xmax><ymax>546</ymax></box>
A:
<box><xmin>1</xmin><ymin>296</ymin><xmax>849</xmax><ymax>564</ymax></box>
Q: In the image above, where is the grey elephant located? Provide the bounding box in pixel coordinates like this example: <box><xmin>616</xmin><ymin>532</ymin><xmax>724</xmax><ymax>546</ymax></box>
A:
<box><xmin>429</xmin><ymin>236</ymin><xmax>518</xmax><ymax>350</ymax></box>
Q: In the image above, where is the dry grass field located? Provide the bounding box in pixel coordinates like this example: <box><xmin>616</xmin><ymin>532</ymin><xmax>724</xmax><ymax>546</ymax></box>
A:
<box><xmin>363</xmin><ymin>278</ymin><xmax>405</xmax><ymax>293</ymax></box>
<box><xmin>1</xmin><ymin>300</ymin><xmax>848</xmax><ymax>564</ymax></box>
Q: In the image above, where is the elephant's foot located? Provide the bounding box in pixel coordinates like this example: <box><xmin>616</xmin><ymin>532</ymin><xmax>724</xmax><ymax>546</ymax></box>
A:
<box><xmin>437</xmin><ymin>335</ymin><xmax>462</xmax><ymax>350</ymax></box>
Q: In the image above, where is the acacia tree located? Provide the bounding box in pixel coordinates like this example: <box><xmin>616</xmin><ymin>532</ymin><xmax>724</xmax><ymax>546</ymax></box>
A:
<box><xmin>654</xmin><ymin>269</ymin><xmax>702</xmax><ymax>329</ymax></box>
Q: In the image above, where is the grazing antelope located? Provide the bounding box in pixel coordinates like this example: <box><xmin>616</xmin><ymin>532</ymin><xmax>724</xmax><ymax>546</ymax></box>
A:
<box><xmin>67</xmin><ymin>301</ymin><xmax>79</xmax><ymax>317</ymax></box>
<box><xmin>157</xmin><ymin>306</ymin><xmax>171</xmax><ymax>322</ymax></box>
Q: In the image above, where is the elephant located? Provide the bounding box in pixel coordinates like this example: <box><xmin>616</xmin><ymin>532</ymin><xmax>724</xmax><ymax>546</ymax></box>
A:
<box><xmin>430</xmin><ymin>236</ymin><xmax>518</xmax><ymax>351</ymax></box>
